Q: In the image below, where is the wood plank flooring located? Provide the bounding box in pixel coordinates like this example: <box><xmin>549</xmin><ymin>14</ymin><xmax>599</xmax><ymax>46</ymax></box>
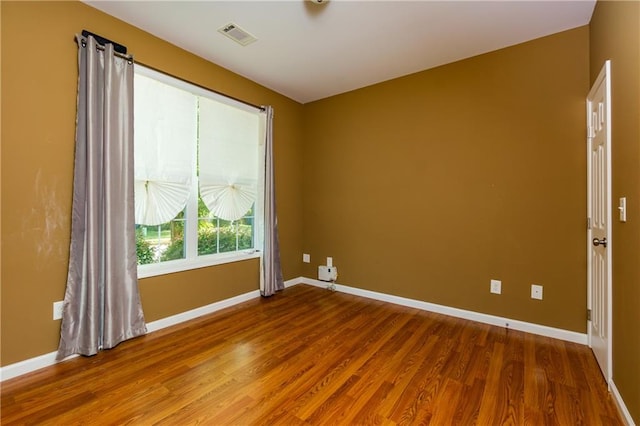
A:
<box><xmin>1</xmin><ymin>284</ymin><xmax>622</xmax><ymax>425</ymax></box>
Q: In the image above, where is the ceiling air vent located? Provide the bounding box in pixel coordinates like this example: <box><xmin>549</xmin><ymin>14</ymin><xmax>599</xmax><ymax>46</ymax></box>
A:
<box><xmin>218</xmin><ymin>23</ymin><xmax>257</xmax><ymax>46</ymax></box>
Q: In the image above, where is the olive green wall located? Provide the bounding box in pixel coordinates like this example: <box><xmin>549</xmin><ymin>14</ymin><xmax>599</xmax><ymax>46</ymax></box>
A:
<box><xmin>0</xmin><ymin>1</ymin><xmax>304</xmax><ymax>366</ymax></box>
<box><xmin>302</xmin><ymin>27</ymin><xmax>590</xmax><ymax>333</ymax></box>
<box><xmin>590</xmin><ymin>1</ymin><xmax>640</xmax><ymax>422</ymax></box>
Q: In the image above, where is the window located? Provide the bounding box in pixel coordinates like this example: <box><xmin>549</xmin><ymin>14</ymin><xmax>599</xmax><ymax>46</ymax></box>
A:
<box><xmin>134</xmin><ymin>65</ymin><xmax>264</xmax><ymax>278</ymax></box>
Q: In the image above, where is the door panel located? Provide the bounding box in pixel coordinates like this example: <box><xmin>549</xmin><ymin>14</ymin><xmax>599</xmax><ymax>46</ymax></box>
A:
<box><xmin>587</xmin><ymin>61</ymin><xmax>611</xmax><ymax>384</ymax></box>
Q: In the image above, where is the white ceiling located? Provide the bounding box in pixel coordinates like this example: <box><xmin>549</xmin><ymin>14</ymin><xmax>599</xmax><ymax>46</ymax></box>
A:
<box><xmin>84</xmin><ymin>0</ymin><xmax>596</xmax><ymax>104</ymax></box>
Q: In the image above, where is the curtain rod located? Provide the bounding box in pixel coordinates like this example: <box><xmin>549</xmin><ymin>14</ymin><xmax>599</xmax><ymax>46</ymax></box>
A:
<box><xmin>79</xmin><ymin>38</ymin><xmax>133</xmax><ymax>63</ymax></box>
<box><xmin>82</xmin><ymin>30</ymin><xmax>127</xmax><ymax>54</ymax></box>
<box><xmin>134</xmin><ymin>60</ymin><xmax>265</xmax><ymax>112</ymax></box>
<box><xmin>79</xmin><ymin>30</ymin><xmax>133</xmax><ymax>63</ymax></box>
<box><xmin>79</xmin><ymin>30</ymin><xmax>264</xmax><ymax>113</ymax></box>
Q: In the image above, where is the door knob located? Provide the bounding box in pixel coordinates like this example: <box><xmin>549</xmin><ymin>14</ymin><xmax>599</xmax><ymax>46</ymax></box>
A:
<box><xmin>592</xmin><ymin>237</ymin><xmax>607</xmax><ymax>248</ymax></box>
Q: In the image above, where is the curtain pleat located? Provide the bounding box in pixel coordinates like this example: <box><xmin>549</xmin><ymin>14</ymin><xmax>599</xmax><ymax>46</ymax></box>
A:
<box><xmin>260</xmin><ymin>106</ymin><xmax>284</xmax><ymax>297</ymax></box>
<box><xmin>57</xmin><ymin>35</ymin><xmax>146</xmax><ymax>359</ymax></box>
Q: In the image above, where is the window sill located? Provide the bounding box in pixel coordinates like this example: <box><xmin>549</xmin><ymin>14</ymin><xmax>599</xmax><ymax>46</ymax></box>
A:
<box><xmin>137</xmin><ymin>250</ymin><xmax>261</xmax><ymax>279</ymax></box>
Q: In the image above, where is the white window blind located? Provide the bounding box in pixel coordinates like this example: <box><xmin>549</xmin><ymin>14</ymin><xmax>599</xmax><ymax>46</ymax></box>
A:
<box><xmin>133</xmin><ymin>73</ymin><xmax>196</xmax><ymax>225</ymax></box>
<box><xmin>198</xmin><ymin>97</ymin><xmax>260</xmax><ymax>221</ymax></box>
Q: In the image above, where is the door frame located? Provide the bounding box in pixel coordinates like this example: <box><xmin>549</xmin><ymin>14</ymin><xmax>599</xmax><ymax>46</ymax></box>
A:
<box><xmin>586</xmin><ymin>60</ymin><xmax>612</xmax><ymax>386</ymax></box>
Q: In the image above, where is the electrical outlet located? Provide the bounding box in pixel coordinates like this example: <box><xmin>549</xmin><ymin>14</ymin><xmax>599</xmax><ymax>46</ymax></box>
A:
<box><xmin>490</xmin><ymin>279</ymin><xmax>501</xmax><ymax>294</ymax></box>
<box><xmin>53</xmin><ymin>301</ymin><xmax>64</xmax><ymax>320</ymax></box>
<box><xmin>531</xmin><ymin>284</ymin><xmax>543</xmax><ymax>300</ymax></box>
<box><xmin>303</xmin><ymin>253</ymin><xmax>310</xmax><ymax>263</ymax></box>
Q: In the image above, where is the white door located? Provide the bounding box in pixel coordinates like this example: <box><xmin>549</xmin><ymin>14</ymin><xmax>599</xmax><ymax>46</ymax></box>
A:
<box><xmin>587</xmin><ymin>60</ymin><xmax>612</xmax><ymax>385</ymax></box>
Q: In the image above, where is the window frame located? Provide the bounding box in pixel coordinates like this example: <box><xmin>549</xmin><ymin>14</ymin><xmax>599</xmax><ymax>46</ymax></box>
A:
<box><xmin>134</xmin><ymin>64</ymin><xmax>264</xmax><ymax>279</ymax></box>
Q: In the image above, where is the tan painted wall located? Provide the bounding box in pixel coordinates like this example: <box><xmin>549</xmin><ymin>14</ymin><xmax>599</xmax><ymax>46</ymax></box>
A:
<box><xmin>590</xmin><ymin>1</ymin><xmax>640</xmax><ymax>422</ymax></box>
<box><xmin>5</xmin><ymin>10</ymin><xmax>632</xmax><ymax>417</ymax></box>
<box><xmin>302</xmin><ymin>27</ymin><xmax>590</xmax><ymax>333</ymax></box>
<box><xmin>0</xmin><ymin>1</ymin><xmax>304</xmax><ymax>366</ymax></box>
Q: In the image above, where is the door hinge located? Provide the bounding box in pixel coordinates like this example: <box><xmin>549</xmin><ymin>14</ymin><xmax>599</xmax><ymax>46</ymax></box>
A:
<box><xmin>587</xmin><ymin>309</ymin><xmax>592</xmax><ymax>321</ymax></box>
<box><xmin>587</xmin><ymin>217</ymin><xmax>592</xmax><ymax>230</ymax></box>
<box><xmin>588</xmin><ymin>126</ymin><xmax>595</xmax><ymax>138</ymax></box>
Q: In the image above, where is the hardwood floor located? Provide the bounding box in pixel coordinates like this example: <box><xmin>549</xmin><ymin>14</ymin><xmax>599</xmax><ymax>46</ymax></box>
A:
<box><xmin>1</xmin><ymin>284</ymin><xmax>622</xmax><ymax>425</ymax></box>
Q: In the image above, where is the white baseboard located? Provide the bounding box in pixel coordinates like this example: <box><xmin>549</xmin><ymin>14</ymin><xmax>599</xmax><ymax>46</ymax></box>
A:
<box><xmin>0</xmin><ymin>351</ymin><xmax>78</xmax><ymax>382</ymax></box>
<box><xmin>0</xmin><ymin>286</ymin><xmax>279</xmax><ymax>382</ymax></box>
<box><xmin>298</xmin><ymin>277</ymin><xmax>588</xmax><ymax>345</ymax></box>
<box><xmin>610</xmin><ymin>380</ymin><xmax>636</xmax><ymax>425</ymax></box>
<box><xmin>145</xmin><ymin>289</ymin><xmax>261</xmax><ymax>333</ymax></box>
<box><xmin>284</xmin><ymin>276</ymin><xmax>306</xmax><ymax>288</ymax></box>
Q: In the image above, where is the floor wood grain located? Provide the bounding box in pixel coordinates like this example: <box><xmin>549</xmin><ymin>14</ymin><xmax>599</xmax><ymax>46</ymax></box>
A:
<box><xmin>0</xmin><ymin>284</ymin><xmax>622</xmax><ymax>425</ymax></box>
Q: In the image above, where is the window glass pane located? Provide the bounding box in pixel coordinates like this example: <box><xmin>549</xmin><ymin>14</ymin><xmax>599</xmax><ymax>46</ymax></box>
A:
<box><xmin>197</xmin><ymin>198</ymin><xmax>255</xmax><ymax>256</ymax></box>
<box><xmin>237</xmin><ymin>206</ymin><xmax>255</xmax><ymax>251</ymax></box>
<box><xmin>135</xmin><ymin>208</ymin><xmax>186</xmax><ymax>264</ymax></box>
<box><xmin>217</xmin><ymin>219</ymin><xmax>237</xmax><ymax>254</ymax></box>
<box><xmin>197</xmin><ymin>197</ymin><xmax>217</xmax><ymax>256</ymax></box>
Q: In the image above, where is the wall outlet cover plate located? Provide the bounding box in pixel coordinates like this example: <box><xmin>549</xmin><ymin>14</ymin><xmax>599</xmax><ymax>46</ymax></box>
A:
<box><xmin>53</xmin><ymin>301</ymin><xmax>64</xmax><ymax>320</ymax></box>
<box><xmin>490</xmin><ymin>279</ymin><xmax>502</xmax><ymax>294</ymax></box>
<box><xmin>531</xmin><ymin>284</ymin><xmax>543</xmax><ymax>300</ymax></box>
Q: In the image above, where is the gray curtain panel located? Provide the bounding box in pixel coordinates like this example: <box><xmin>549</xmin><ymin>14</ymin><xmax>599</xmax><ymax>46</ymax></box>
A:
<box><xmin>260</xmin><ymin>106</ymin><xmax>284</xmax><ymax>297</ymax></box>
<box><xmin>57</xmin><ymin>35</ymin><xmax>146</xmax><ymax>359</ymax></box>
